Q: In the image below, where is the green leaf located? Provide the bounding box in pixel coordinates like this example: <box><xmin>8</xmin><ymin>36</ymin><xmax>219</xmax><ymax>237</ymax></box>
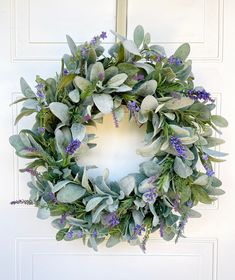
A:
<box><xmin>150</xmin><ymin>45</ymin><xmax>166</xmax><ymax>56</ymax></box>
<box><xmin>165</xmin><ymin>97</ymin><xmax>194</xmax><ymax>110</ymax></box>
<box><xmin>56</xmin><ymin>228</ymin><xmax>68</xmax><ymax>241</ymax></box>
<box><xmin>206</xmin><ymin>137</ymin><xmax>225</xmax><ymax>148</ymax></box>
<box><xmin>117</xmin><ymin>63</ymin><xmax>139</xmax><ymax>77</ymax></box>
<box><xmin>104</xmin><ymin>66</ymin><xmax>119</xmax><ymax>82</ymax></box>
<box><xmin>202</xmin><ymin>147</ymin><xmax>228</xmax><ymax>158</ymax></box>
<box><xmin>93</xmin><ymin>94</ymin><xmax>113</xmax><ymax>113</ymax></box>
<box><xmin>211</xmin><ymin>115</ymin><xmax>228</xmax><ymax>128</ymax></box>
<box><xmin>14</xmin><ymin>109</ymin><xmax>35</xmax><ymax>125</ymax></box>
<box><xmin>136</xmin><ymin>137</ymin><xmax>163</xmax><ymax>157</ymax></box>
<box><xmin>174</xmin><ymin>43</ymin><xmax>190</xmax><ymax>61</ymax></box>
<box><xmin>86</xmin><ymin>197</ymin><xmax>106</xmax><ymax>212</ymax></box>
<box><xmin>174</xmin><ymin>157</ymin><xmax>192</xmax><ymax>178</ymax></box>
<box><xmin>133</xmin><ymin>25</ymin><xmax>144</xmax><ymax>47</ymax></box>
<box><xmin>58</xmin><ymin>74</ymin><xmax>76</xmax><ymax>90</ymax></box>
<box><xmin>143</xmin><ymin>32</ymin><xmax>151</xmax><ymax>45</ymax></box>
<box><xmin>169</xmin><ymin>125</ymin><xmax>190</xmax><ymax>137</ymax></box>
<box><xmin>123</xmin><ymin>40</ymin><xmax>141</xmax><ymax>56</ymax></box>
<box><xmin>68</xmin><ymin>89</ymin><xmax>80</xmax><ymax>103</ymax></box>
<box><xmin>90</xmin><ymin>62</ymin><xmax>105</xmax><ymax>82</ymax></box>
<box><xmin>52</xmin><ymin>180</ymin><xmax>70</xmax><ymax>193</ymax></box>
<box><xmin>20</xmin><ymin>77</ymin><xmax>35</xmax><ymax>98</ymax></box>
<box><xmin>37</xmin><ymin>207</ymin><xmax>50</xmax><ymax>220</ymax></box>
<box><xmin>119</xmin><ymin>175</ymin><xmax>136</xmax><ymax>196</ymax></box>
<box><xmin>191</xmin><ymin>186</ymin><xmax>213</xmax><ymax>204</ymax></box>
<box><xmin>82</xmin><ymin>168</ymin><xmax>92</xmax><ymax>192</ymax></box>
<box><xmin>71</xmin><ymin>123</ymin><xmax>86</xmax><ymax>141</ymax></box>
<box><xmin>193</xmin><ymin>175</ymin><xmax>209</xmax><ymax>186</ymax></box>
<box><xmin>107</xmin><ymin>73</ymin><xmax>128</xmax><ymax>87</ymax></box>
<box><xmin>74</xmin><ymin>76</ymin><xmax>91</xmax><ymax>91</ymax></box>
<box><xmin>135</xmin><ymin>80</ymin><xmax>157</xmax><ymax>96</ymax></box>
<box><xmin>49</xmin><ymin>102</ymin><xmax>70</xmax><ymax>124</ymax></box>
<box><xmin>106</xmin><ymin>234</ymin><xmax>121</xmax><ymax>248</ymax></box>
<box><xmin>139</xmin><ymin>178</ymin><xmax>154</xmax><ymax>193</ymax></box>
<box><xmin>66</xmin><ymin>35</ymin><xmax>77</xmax><ymax>56</ymax></box>
<box><xmin>139</xmin><ymin>161</ymin><xmax>162</xmax><ymax>177</ymax></box>
<box><xmin>140</xmin><ymin>95</ymin><xmax>158</xmax><ymax>114</ymax></box>
<box><xmin>57</xmin><ymin>183</ymin><xmax>86</xmax><ymax>203</ymax></box>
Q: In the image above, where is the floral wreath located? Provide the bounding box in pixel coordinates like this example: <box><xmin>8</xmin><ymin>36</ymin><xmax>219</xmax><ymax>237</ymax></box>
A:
<box><xmin>9</xmin><ymin>25</ymin><xmax>228</xmax><ymax>251</ymax></box>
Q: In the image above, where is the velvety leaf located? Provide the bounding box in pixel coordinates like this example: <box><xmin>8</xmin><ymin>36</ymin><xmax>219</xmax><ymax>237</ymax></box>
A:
<box><xmin>85</xmin><ymin>197</ymin><xmax>106</xmax><ymax>212</ymax></box>
<box><xmin>68</xmin><ymin>89</ymin><xmax>80</xmax><ymax>103</ymax></box>
<box><xmin>90</xmin><ymin>62</ymin><xmax>105</xmax><ymax>82</ymax></box>
<box><xmin>93</xmin><ymin>94</ymin><xmax>113</xmax><ymax>113</ymax></box>
<box><xmin>107</xmin><ymin>73</ymin><xmax>128</xmax><ymax>87</ymax></box>
<box><xmin>119</xmin><ymin>175</ymin><xmax>136</xmax><ymax>196</ymax></box>
<box><xmin>20</xmin><ymin>77</ymin><xmax>35</xmax><ymax>98</ymax></box>
<box><xmin>174</xmin><ymin>157</ymin><xmax>193</xmax><ymax>178</ymax></box>
<box><xmin>71</xmin><ymin>123</ymin><xmax>86</xmax><ymax>141</ymax></box>
<box><xmin>117</xmin><ymin>63</ymin><xmax>139</xmax><ymax>77</ymax></box>
<box><xmin>174</xmin><ymin>43</ymin><xmax>190</xmax><ymax>61</ymax></box>
<box><xmin>136</xmin><ymin>80</ymin><xmax>157</xmax><ymax>96</ymax></box>
<box><xmin>165</xmin><ymin>97</ymin><xmax>194</xmax><ymax>110</ymax></box>
<box><xmin>211</xmin><ymin>115</ymin><xmax>228</xmax><ymax>128</ymax></box>
<box><xmin>202</xmin><ymin>147</ymin><xmax>228</xmax><ymax>158</ymax></box>
<box><xmin>139</xmin><ymin>161</ymin><xmax>162</xmax><ymax>177</ymax></box>
<box><xmin>57</xmin><ymin>183</ymin><xmax>86</xmax><ymax>203</ymax></box>
<box><xmin>193</xmin><ymin>175</ymin><xmax>209</xmax><ymax>186</ymax></box>
<box><xmin>136</xmin><ymin>137</ymin><xmax>162</xmax><ymax>157</ymax></box>
<box><xmin>49</xmin><ymin>102</ymin><xmax>70</xmax><ymax>124</ymax></box>
<box><xmin>66</xmin><ymin>35</ymin><xmax>77</xmax><ymax>56</ymax></box>
<box><xmin>123</xmin><ymin>40</ymin><xmax>141</xmax><ymax>56</ymax></box>
<box><xmin>133</xmin><ymin>25</ymin><xmax>144</xmax><ymax>47</ymax></box>
<box><xmin>74</xmin><ymin>76</ymin><xmax>91</xmax><ymax>91</ymax></box>
<box><xmin>140</xmin><ymin>95</ymin><xmax>158</xmax><ymax>114</ymax></box>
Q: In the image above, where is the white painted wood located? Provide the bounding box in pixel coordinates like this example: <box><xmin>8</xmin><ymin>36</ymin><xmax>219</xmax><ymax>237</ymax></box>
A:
<box><xmin>0</xmin><ymin>0</ymin><xmax>235</xmax><ymax>279</ymax></box>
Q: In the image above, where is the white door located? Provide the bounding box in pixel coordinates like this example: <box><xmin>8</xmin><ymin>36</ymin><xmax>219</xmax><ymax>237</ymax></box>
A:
<box><xmin>1</xmin><ymin>0</ymin><xmax>234</xmax><ymax>279</ymax></box>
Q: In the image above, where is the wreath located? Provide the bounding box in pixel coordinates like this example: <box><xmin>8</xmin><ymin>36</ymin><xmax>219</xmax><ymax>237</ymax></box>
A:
<box><xmin>9</xmin><ymin>25</ymin><xmax>228</xmax><ymax>251</ymax></box>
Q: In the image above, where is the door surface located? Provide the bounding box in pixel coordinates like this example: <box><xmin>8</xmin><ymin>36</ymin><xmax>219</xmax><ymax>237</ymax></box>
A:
<box><xmin>1</xmin><ymin>0</ymin><xmax>235</xmax><ymax>279</ymax></box>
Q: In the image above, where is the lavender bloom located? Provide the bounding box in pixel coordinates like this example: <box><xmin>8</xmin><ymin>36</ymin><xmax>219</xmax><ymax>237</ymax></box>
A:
<box><xmin>38</xmin><ymin>127</ymin><xmax>45</xmax><ymax>134</ymax></box>
<box><xmin>36</xmin><ymin>105</ymin><xmax>41</xmax><ymax>112</ymax></box>
<box><xmin>148</xmin><ymin>176</ymin><xmax>157</xmax><ymax>184</ymax></box>
<box><xmin>36</xmin><ymin>90</ymin><xmax>45</xmax><ymax>99</ymax></box>
<box><xmin>173</xmin><ymin>195</ymin><xmax>180</xmax><ymax>212</ymax></box>
<box><xmin>84</xmin><ymin>114</ymin><xmax>91</xmax><ymax>122</ymax></box>
<box><xmin>187</xmin><ymin>200</ymin><xmax>193</xmax><ymax>208</ymax></box>
<box><xmin>168</xmin><ymin>55</ymin><xmax>176</xmax><ymax>64</ymax></box>
<box><xmin>63</xmin><ymin>69</ymin><xmax>69</xmax><ymax>75</ymax></box>
<box><xmin>65</xmin><ymin>139</ymin><xmax>81</xmax><ymax>155</ymax></box>
<box><xmin>90</xmin><ymin>37</ymin><xmax>97</xmax><ymax>46</ymax></box>
<box><xmin>127</xmin><ymin>101</ymin><xmax>140</xmax><ymax>112</ymax></box>
<box><xmin>35</xmin><ymin>83</ymin><xmax>44</xmax><ymax>91</ymax></box>
<box><xmin>204</xmin><ymin>164</ymin><xmax>215</xmax><ymax>177</ymax></box>
<box><xmin>10</xmin><ymin>199</ymin><xmax>33</xmax><ymax>205</ymax></box>
<box><xmin>168</xmin><ymin>56</ymin><xmax>182</xmax><ymax>65</ymax></box>
<box><xmin>93</xmin><ymin>229</ymin><xmax>97</xmax><ymax>238</ymax></box>
<box><xmin>104</xmin><ymin>212</ymin><xmax>120</xmax><ymax>228</ymax></box>
<box><xmin>60</xmin><ymin>213</ymin><xmax>67</xmax><ymax>225</ymax></box>
<box><xmin>170</xmin><ymin>136</ymin><xmax>187</xmax><ymax>158</ymax></box>
<box><xmin>133</xmin><ymin>74</ymin><xmax>145</xmax><ymax>81</ymax></box>
<box><xmin>49</xmin><ymin>192</ymin><xmax>57</xmax><ymax>203</ymax></box>
<box><xmin>155</xmin><ymin>55</ymin><xmax>165</xmax><ymax>62</ymax></box>
<box><xmin>66</xmin><ymin>230</ymin><xmax>74</xmax><ymax>239</ymax></box>
<box><xmin>160</xmin><ymin>220</ymin><xmax>164</xmax><ymax>237</ymax></box>
<box><xmin>81</xmin><ymin>47</ymin><xmax>87</xmax><ymax>57</ymax></box>
<box><xmin>202</xmin><ymin>154</ymin><xmax>209</xmax><ymax>161</ymax></box>
<box><xmin>143</xmin><ymin>188</ymin><xmax>158</xmax><ymax>204</ymax></box>
<box><xmin>98</xmin><ymin>72</ymin><xmax>105</xmax><ymax>81</ymax></box>
<box><xmin>77</xmin><ymin>231</ymin><xmax>83</xmax><ymax>238</ymax></box>
<box><xmin>24</xmin><ymin>168</ymin><xmax>38</xmax><ymax>176</ymax></box>
<box><xmin>112</xmin><ymin>111</ymin><xmax>119</xmax><ymax>128</ymax></box>
<box><xmin>134</xmin><ymin>224</ymin><xmax>145</xmax><ymax>236</ymax></box>
<box><xmin>100</xmin><ymin>31</ymin><xmax>107</xmax><ymax>40</ymax></box>
<box><xmin>187</xmin><ymin>89</ymin><xmax>214</xmax><ymax>103</ymax></box>
<box><xmin>175</xmin><ymin>58</ymin><xmax>182</xmax><ymax>65</ymax></box>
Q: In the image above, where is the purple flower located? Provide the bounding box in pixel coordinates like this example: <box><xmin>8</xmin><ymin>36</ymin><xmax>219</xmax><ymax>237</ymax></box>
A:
<box><xmin>60</xmin><ymin>213</ymin><xmax>67</xmax><ymax>225</ymax></box>
<box><xmin>175</xmin><ymin>58</ymin><xmax>182</xmax><ymax>65</ymax></box>
<box><xmin>204</xmin><ymin>164</ymin><xmax>215</xmax><ymax>177</ymax></box>
<box><xmin>35</xmin><ymin>83</ymin><xmax>44</xmax><ymax>91</ymax></box>
<box><xmin>36</xmin><ymin>90</ymin><xmax>45</xmax><ymax>99</ymax></box>
<box><xmin>81</xmin><ymin>47</ymin><xmax>87</xmax><ymax>57</ymax></box>
<box><xmin>133</xmin><ymin>74</ymin><xmax>145</xmax><ymax>81</ymax></box>
<box><xmin>143</xmin><ymin>188</ymin><xmax>158</xmax><ymax>204</ymax></box>
<box><xmin>36</xmin><ymin>105</ymin><xmax>41</xmax><ymax>112</ymax></box>
<box><xmin>104</xmin><ymin>212</ymin><xmax>120</xmax><ymax>228</ymax></box>
<box><xmin>84</xmin><ymin>114</ymin><xmax>91</xmax><ymax>122</ymax></box>
<box><xmin>133</xmin><ymin>224</ymin><xmax>145</xmax><ymax>237</ymax></box>
<box><xmin>90</xmin><ymin>37</ymin><xmax>97</xmax><ymax>46</ymax></box>
<box><xmin>187</xmin><ymin>89</ymin><xmax>214</xmax><ymax>103</ymax></box>
<box><xmin>187</xmin><ymin>200</ymin><xmax>193</xmax><ymax>208</ymax></box>
<box><xmin>168</xmin><ymin>56</ymin><xmax>182</xmax><ymax>65</ymax></box>
<box><xmin>77</xmin><ymin>231</ymin><xmax>83</xmax><ymax>238</ymax></box>
<box><xmin>49</xmin><ymin>192</ymin><xmax>57</xmax><ymax>203</ymax></box>
<box><xmin>148</xmin><ymin>176</ymin><xmax>157</xmax><ymax>184</ymax></box>
<box><xmin>155</xmin><ymin>55</ymin><xmax>165</xmax><ymax>62</ymax></box>
<box><xmin>66</xmin><ymin>230</ymin><xmax>73</xmax><ymax>239</ymax></box>
<box><xmin>63</xmin><ymin>69</ymin><xmax>69</xmax><ymax>75</ymax></box>
<box><xmin>93</xmin><ymin>229</ymin><xmax>97</xmax><ymax>238</ymax></box>
<box><xmin>65</xmin><ymin>139</ymin><xmax>81</xmax><ymax>155</ymax></box>
<box><xmin>24</xmin><ymin>168</ymin><xmax>38</xmax><ymax>176</ymax></box>
<box><xmin>38</xmin><ymin>127</ymin><xmax>45</xmax><ymax>134</ymax></box>
<box><xmin>170</xmin><ymin>136</ymin><xmax>187</xmax><ymax>158</ymax></box>
<box><xmin>112</xmin><ymin>111</ymin><xmax>119</xmax><ymax>128</ymax></box>
<box><xmin>202</xmin><ymin>154</ymin><xmax>209</xmax><ymax>161</ymax></box>
<box><xmin>127</xmin><ymin>101</ymin><xmax>140</xmax><ymax>112</ymax></box>
<box><xmin>98</xmin><ymin>72</ymin><xmax>105</xmax><ymax>81</ymax></box>
<box><xmin>173</xmin><ymin>194</ymin><xmax>180</xmax><ymax>212</ymax></box>
<box><xmin>100</xmin><ymin>31</ymin><xmax>107</xmax><ymax>40</ymax></box>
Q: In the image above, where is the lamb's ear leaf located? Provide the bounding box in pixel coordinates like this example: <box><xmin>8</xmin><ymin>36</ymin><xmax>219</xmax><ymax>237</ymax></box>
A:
<box><xmin>66</xmin><ymin>35</ymin><xmax>77</xmax><ymax>56</ymax></box>
<box><xmin>93</xmin><ymin>94</ymin><xmax>113</xmax><ymax>114</ymax></box>
<box><xmin>49</xmin><ymin>102</ymin><xmax>70</xmax><ymax>124</ymax></box>
<box><xmin>57</xmin><ymin>183</ymin><xmax>86</xmax><ymax>203</ymax></box>
<box><xmin>174</xmin><ymin>43</ymin><xmax>190</xmax><ymax>61</ymax></box>
<box><xmin>133</xmin><ymin>25</ymin><xmax>144</xmax><ymax>48</ymax></box>
<box><xmin>174</xmin><ymin>157</ymin><xmax>193</xmax><ymax>178</ymax></box>
<box><xmin>211</xmin><ymin>115</ymin><xmax>228</xmax><ymax>128</ymax></box>
<box><xmin>20</xmin><ymin>77</ymin><xmax>35</xmax><ymax>98</ymax></box>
